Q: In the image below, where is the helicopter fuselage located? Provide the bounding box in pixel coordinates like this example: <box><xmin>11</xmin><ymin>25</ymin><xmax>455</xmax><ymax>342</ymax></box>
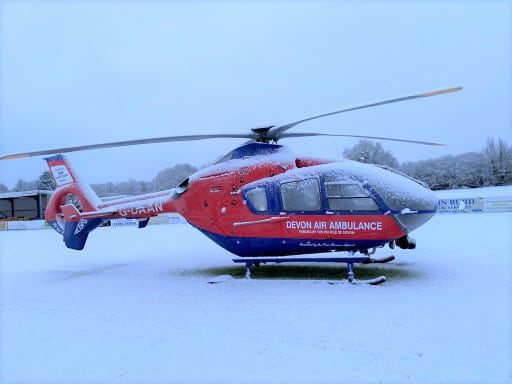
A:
<box><xmin>171</xmin><ymin>143</ymin><xmax>437</xmax><ymax>256</ymax></box>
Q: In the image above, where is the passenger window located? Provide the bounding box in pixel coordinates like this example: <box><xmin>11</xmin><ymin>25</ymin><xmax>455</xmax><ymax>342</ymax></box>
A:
<box><xmin>281</xmin><ymin>179</ymin><xmax>321</xmax><ymax>212</ymax></box>
<box><xmin>325</xmin><ymin>182</ymin><xmax>379</xmax><ymax>211</ymax></box>
<box><xmin>246</xmin><ymin>187</ymin><xmax>268</xmax><ymax>212</ymax></box>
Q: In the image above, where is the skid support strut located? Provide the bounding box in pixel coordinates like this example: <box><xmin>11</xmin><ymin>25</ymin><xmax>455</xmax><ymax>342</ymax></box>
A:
<box><xmin>346</xmin><ymin>261</ymin><xmax>355</xmax><ymax>282</ymax></box>
<box><xmin>244</xmin><ymin>262</ymin><xmax>253</xmax><ymax>279</ymax></box>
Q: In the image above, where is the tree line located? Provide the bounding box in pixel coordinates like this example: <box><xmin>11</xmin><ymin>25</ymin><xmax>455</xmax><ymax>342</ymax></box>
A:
<box><xmin>0</xmin><ymin>163</ymin><xmax>199</xmax><ymax>197</ymax></box>
<box><xmin>90</xmin><ymin>163</ymin><xmax>198</xmax><ymax>197</ymax></box>
<box><xmin>0</xmin><ymin>171</ymin><xmax>56</xmax><ymax>194</ymax></box>
<box><xmin>343</xmin><ymin>137</ymin><xmax>511</xmax><ymax>190</ymax></box>
<box><xmin>1</xmin><ymin>137</ymin><xmax>510</xmax><ymax>194</ymax></box>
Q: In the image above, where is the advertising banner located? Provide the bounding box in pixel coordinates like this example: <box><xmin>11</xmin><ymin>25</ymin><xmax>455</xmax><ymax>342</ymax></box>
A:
<box><xmin>7</xmin><ymin>220</ymin><xmax>46</xmax><ymax>230</ymax></box>
<box><xmin>483</xmin><ymin>197</ymin><xmax>512</xmax><ymax>213</ymax></box>
<box><xmin>437</xmin><ymin>198</ymin><xmax>484</xmax><ymax>213</ymax></box>
<box><xmin>437</xmin><ymin>196</ymin><xmax>512</xmax><ymax>213</ymax></box>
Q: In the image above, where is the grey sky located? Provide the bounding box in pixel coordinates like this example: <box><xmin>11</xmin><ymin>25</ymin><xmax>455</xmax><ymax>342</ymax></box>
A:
<box><xmin>1</xmin><ymin>1</ymin><xmax>510</xmax><ymax>188</ymax></box>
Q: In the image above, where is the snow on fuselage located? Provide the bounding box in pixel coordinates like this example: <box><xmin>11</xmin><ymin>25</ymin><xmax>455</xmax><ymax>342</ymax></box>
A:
<box><xmin>173</xmin><ymin>144</ymin><xmax>437</xmax><ymax>256</ymax></box>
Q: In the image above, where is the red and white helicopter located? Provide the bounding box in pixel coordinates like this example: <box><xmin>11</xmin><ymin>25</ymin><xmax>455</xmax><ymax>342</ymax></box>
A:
<box><xmin>1</xmin><ymin>86</ymin><xmax>462</xmax><ymax>283</ymax></box>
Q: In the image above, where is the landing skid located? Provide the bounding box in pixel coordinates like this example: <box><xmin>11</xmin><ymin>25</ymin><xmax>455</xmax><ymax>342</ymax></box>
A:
<box><xmin>362</xmin><ymin>255</ymin><xmax>395</xmax><ymax>264</ymax></box>
<box><xmin>231</xmin><ymin>253</ymin><xmax>394</xmax><ymax>285</ymax></box>
<box><xmin>328</xmin><ymin>275</ymin><xmax>387</xmax><ymax>286</ymax></box>
<box><xmin>208</xmin><ymin>275</ymin><xmax>386</xmax><ymax>285</ymax></box>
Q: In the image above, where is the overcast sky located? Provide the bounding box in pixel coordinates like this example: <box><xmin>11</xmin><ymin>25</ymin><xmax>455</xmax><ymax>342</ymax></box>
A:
<box><xmin>1</xmin><ymin>1</ymin><xmax>510</xmax><ymax>188</ymax></box>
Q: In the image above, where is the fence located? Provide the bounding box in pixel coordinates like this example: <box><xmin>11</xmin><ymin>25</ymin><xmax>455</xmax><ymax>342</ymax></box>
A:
<box><xmin>1</xmin><ymin>213</ymin><xmax>186</xmax><ymax>230</ymax></box>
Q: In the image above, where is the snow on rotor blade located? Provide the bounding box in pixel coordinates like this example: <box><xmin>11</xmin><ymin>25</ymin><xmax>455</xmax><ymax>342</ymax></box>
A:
<box><xmin>0</xmin><ymin>133</ymin><xmax>255</xmax><ymax>160</ymax></box>
<box><xmin>279</xmin><ymin>132</ymin><xmax>446</xmax><ymax>146</ymax></box>
<box><xmin>268</xmin><ymin>86</ymin><xmax>462</xmax><ymax>139</ymax></box>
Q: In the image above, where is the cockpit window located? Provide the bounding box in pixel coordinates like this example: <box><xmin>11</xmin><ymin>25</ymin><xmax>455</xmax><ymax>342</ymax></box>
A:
<box><xmin>325</xmin><ymin>182</ymin><xmax>379</xmax><ymax>211</ymax></box>
<box><xmin>280</xmin><ymin>178</ymin><xmax>321</xmax><ymax>212</ymax></box>
<box><xmin>246</xmin><ymin>187</ymin><xmax>268</xmax><ymax>212</ymax></box>
<box><xmin>325</xmin><ymin>183</ymin><xmax>369</xmax><ymax>198</ymax></box>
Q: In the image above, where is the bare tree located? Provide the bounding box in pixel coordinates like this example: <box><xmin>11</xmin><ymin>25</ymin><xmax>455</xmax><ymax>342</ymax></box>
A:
<box><xmin>343</xmin><ymin>140</ymin><xmax>399</xmax><ymax>168</ymax></box>
<box><xmin>483</xmin><ymin>138</ymin><xmax>512</xmax><ymax>185</ymax></box>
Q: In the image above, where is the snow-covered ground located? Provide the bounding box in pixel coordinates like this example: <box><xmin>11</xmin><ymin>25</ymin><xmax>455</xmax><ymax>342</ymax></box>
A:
<box><xmin>1</xmin><ymin>188</ymin><xmax>511</xmax><ymax>383</ymax></box>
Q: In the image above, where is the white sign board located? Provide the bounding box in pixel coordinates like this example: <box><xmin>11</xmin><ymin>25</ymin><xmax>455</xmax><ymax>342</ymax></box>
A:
<box><xmin>483</xmin><ymin>197</ymin><xmax>512</xmax><ymax>213</ymax></box>
<box><xmin>50</xmin><ymin>165</ymin><xmax>73</xmax><ymax>186</ymax></box>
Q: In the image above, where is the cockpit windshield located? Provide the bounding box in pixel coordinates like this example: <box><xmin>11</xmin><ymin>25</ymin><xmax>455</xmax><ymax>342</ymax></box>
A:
<box><xmin>324</xmin><ymin>181</ymin><xmax>379</xmax><ymax>211</ymax></box>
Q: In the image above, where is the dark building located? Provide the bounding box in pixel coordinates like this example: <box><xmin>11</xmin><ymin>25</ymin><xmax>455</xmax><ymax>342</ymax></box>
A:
<box><xmin>0</xmin><ymin>190</ymin><xmax>53</xmax><ymax>221</ymax></box>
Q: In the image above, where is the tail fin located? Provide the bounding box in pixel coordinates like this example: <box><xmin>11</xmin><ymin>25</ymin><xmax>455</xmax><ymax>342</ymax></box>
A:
<box><xmin>45</xmin><ymin>155</ymin><xmax>103</xmax><ymax>250</ymax></box>
<box><xmin>46</xmin><ymin>154</ymin><xmax>101</xmax><ymax>211</ymax></box>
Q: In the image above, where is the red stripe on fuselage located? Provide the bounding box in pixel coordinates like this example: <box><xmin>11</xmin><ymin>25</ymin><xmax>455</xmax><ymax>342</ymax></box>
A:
<box><xmin>195</xmin><ymin>214</ymin><xmax>404</xmax><ymax>241</ymax></box>
<box><xmin>277</xmin><ymin>215</ymin><xmax>404</xmax><ymax>240</ymax></box>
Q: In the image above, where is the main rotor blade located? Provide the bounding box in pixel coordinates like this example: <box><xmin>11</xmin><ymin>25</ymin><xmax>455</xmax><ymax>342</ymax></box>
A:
<box><xmin>279</xmin><ymin>132</ymin><xmax>446</xmax><ymax>146</ymax></box>
<box><xmin>268</xmin><ymin>86</ymin><xmax>462</xmax><ymax>139</ymax></box>
<box><xmin>0</xmin><ymin>133</ymin><xmax>256</xmax><ymax>160</ymax></box>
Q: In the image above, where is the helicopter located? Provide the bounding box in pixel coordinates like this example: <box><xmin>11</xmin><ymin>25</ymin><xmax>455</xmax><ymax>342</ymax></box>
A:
<box><xmin>1</xmin><ymin>86</ymin><xmax>462</xmax><ymax>284</ymax></box>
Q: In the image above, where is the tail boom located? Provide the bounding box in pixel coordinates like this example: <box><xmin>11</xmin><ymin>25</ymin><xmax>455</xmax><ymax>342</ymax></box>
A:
<box><xmin>44</xmin><ymin>154</ymin><xmax>179</xmax><ymax>250</ymax></box>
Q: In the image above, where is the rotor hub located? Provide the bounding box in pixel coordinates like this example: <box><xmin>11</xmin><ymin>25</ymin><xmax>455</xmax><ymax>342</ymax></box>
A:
<box><xmin>251</xmin><ymin>126</ymin><xmax>275</xmax><ymax>143</ymax></box>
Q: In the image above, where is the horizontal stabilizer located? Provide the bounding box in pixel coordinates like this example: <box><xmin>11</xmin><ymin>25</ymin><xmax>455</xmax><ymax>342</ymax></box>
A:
<box><xmin>61</xmin><ymin>204</ymin><xmax>81</xmax><ymax>221</ymax></box>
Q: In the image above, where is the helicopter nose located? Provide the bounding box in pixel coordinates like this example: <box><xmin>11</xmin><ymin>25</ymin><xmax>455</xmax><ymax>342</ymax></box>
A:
<box><xmin>366</xmin><ymin>167</ymin><xmax>438</xmax><ymax>233</ymax></box>
<box><xmin>344</xmin><ymin>162</ymin><xmax>439</xmax><ymax>234</ymax></box>
<box><xmin>392</xmin><ymin>186</ymin><xmax>438</xmax><ymax>233</ymax></box>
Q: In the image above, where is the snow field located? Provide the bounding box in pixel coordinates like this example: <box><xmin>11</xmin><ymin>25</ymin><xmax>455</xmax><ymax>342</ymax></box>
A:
<box><xmin>1</xmin><ymin>212</ymin><xmax>511</xmax><ymax>383</ymax></box>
